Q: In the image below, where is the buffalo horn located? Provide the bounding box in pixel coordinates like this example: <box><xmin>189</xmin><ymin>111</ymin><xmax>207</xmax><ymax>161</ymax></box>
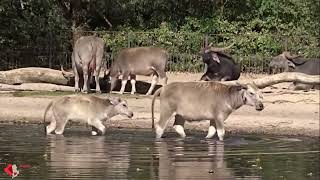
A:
<box><xmin>210</xmin><ymin>43</ymin><xmax>234</xmax><ymax>52</ymax></box>
<box><xmin>61</xmin><ymin>65</ymin><xmax>74</xmax><ymax>78</ymax></box>
<box><xmin>282</xmin><ymin>51</ymin><xmax>300</xmax><ymax>59</ymax></box>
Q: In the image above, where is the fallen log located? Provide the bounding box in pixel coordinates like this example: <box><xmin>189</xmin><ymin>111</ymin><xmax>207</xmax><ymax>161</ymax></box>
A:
<box><xmin>0</xmin><ymin>83</ymin><xmax>74</xmax><ymax>92</ymax></box>
<box><xmin>0</xmin><ymin>68</ymin><xmax>319</xmax><ymax>92</ymax></box>
<box><xmin>0</xmin><ymin>67</ymin><xmax>71</xmax><ymax>85</ymax></box>
<box><xmin>222</xmin><ymin>72</ymin><xmax>320</xmax><ymax>89</ymax></box>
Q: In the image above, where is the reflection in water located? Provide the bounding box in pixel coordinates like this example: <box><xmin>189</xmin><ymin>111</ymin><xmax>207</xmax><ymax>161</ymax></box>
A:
<box><xmin>0</xmin><ymin>124</ymin><xmax>318</xmax><ymax>179</ymax></box>
<box><xmin>155</xmin><ymin>140</ymin><xmax>235</xmax><ymax>179</ymax></box>
<box><xmin>46</xmin><ymin>135</ymin><xmax>130</xmax><ymax>179</ymax></box>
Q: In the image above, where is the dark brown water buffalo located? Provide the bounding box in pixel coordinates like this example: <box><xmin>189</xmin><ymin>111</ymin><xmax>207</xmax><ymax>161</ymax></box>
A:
<box><xmin>72</xmin><ymin>36</ymin><xmax>105</xmax><ymax>93</ymax></box>
<box><xmin>106</xmin><ymin>47</ymin><xmax>168</xmax><ymax>95</ymax></box>
<box><xmin>271</xmin><ymin>51</ymin><xmax>320</xmax><ymax>90</ymax></box>
<box><xmin>200</xmin><ymin>43</ymin><xmax>240</xmax><ymax>81</ymax></box>
<box><xmin>151</xmin><ymin>81</ymin><xmax>264</xmax><ymax>140</ymax></box>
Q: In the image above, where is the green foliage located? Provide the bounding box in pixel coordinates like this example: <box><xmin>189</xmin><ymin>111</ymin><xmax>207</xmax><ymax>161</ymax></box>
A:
<box><xmin>0</xmin><ymin>0</ymin><xmax>319</xmax><ymax>72</ymax></box>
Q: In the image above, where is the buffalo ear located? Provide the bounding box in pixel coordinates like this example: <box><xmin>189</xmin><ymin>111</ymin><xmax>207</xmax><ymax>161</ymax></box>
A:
<box><xmin>230</xmin><ymin>84</ymin><xmax>247</xmax><ymax>92</ymax></box>
<box><xmin>109</xmin><ymin>97</ymin><xmax>121</xmax><ymax>105</ymax></box>
<box><xmin>211</xmin><ymin>53</ymin><xmax>221</xmax><ymax>63</ymax></box>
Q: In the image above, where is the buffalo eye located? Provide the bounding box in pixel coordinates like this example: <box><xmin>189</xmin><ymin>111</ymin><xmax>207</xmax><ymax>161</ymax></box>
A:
<box><xmin>122</xmin><ymin>104</ymin><xmax>127</xmax><ymax>108</ymax></box>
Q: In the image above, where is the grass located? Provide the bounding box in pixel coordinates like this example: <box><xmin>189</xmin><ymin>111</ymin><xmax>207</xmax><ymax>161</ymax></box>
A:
<box><xmin>8</xmin><ymin>90</ymin><xmax>149</xmax><ymax>99</ymax></box>
<box><xmin>12</xmin><ymin>91</ymin><xmax>74</xmax><ymax>97</ymax></box>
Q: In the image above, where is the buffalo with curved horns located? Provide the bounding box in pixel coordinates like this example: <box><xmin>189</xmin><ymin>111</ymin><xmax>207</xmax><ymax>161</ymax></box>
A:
<box><xmin>270</xmin><ymin>51</ymin><xmax>320</xmax><ymax>90</ymax></box>
<box><xmin>200</xmin><ymin>43</ymin><xmax>240</xmax><ymax>81</ymax></box>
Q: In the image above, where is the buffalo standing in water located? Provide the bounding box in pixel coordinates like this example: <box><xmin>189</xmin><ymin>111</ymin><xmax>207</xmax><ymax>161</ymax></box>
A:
<box><xmin>151</xmin><ymin>82</ymin><xmax>264</xmax><ymax>140</ymax></box>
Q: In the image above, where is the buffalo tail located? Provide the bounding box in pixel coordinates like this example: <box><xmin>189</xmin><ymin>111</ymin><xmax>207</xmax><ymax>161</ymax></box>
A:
<box><xmin>151</xmin><ymin>87</ymin><xmax>162</xmax><ymax>129</ymax></box>
<box><xmin>43</xmin><ymin>101</ymin><xmax>53</xmax><ymax>136</ymax></box>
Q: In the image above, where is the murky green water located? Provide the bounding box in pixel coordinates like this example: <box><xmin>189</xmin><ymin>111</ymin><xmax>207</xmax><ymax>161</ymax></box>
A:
<box><xmin>0</xmin><ymin>124</ymin><xmax>319</xmax><ymax>180</ymax></box>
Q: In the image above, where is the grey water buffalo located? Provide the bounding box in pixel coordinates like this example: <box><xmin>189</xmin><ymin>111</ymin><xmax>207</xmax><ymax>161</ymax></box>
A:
<box><xmin>151</xmin><ymin>82</ymin><xmax>264</xmax><ymax>140</ymax></box>
<box><xmin>200</xmin><ymin>44</ymin><xmax>240</xmax><ymax>81</ymax></box>
<box><xmin>271</xmin><ymin>51</ymin><xmax>320</xmax><ymax>90</ymax></box>
<box><xmin>43</xmin><ymin>95</ymin><xmax>133</xmax><ymax>135</ymax></box>
<box><xmin>268</xmin><ymin>54</ymin><xmax>292</xmax><ymax>74</ymax></box>
<box><xmin>106</xmin><ymin>47</ymin><xmax>168</xmax><ymax>95</ymax></box>
<box><xmin>72</xmin><ymin>36</ymin><xmax>105</xmax><ymax>93</ymax></box>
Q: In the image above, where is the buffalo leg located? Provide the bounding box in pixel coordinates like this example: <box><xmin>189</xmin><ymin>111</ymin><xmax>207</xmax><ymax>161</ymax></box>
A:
<box><xmin>94</xmin><ymin>68</ymin><xmax>101</xmax><ymax>93</ymax></box>
<box><xmin>158</xmin><ymin>71</ymin><xmax>168</xmax><ymax>87</ymax></box>
<box><xmin>54</xmin><ymin>118</ymin><xmax>68</xmax><ymax>135</ymax></box>
<box><xmin>82</xmin><ymin>65</ymin><xmax>90</xmax><ymax>93</ymax></box>
<box><xmin>130</xmin><ymin>75</ymin><xmax>136</xmax><ymax>95</ymax></box>
<box><xmin>155</xmin><ymin>106</ymin><xmax>174</xmax><ymax>138</ymax></box>
<box><xmin>215</xmin><ymin>114</ymin><xmax>226</xmax><ymax>141</ymax></box>
<box><xmin>95</xmin><ymin>44</ymin><xmax>104</xmax><ymax>93</ymax></box>
<box><xmin>72</xmin><ymin>54</ymin><xmax>80</xmax><ymax>92</ymax></box>
<box><xmin>46</xmin><ymin>118</ymin><xmax>57</xmax><ymax>135</ymax></box>
<box><xmin>173</xmin><ymin>114</ymin><xmax>186</xmax><ymax>138</ymax></box>
<box><xmin>205</xmin><ymin>120</ymin><xmax>217</xmax><ymax>139</ymax></box>
<box><xmin>146</xmin><ymin>75</ymin><xmax>159</xmax><ymax>95</ymax></box>
<box><xmin>200</xmin><ymin>74</ymin><xmax>210</xmax><ymax>81</ymax></box>
<box><xmin>203</xmin><ymin>64</ymin><xmax>208</xmax><ymax>73</ymax></box>
<box><xmin>91</xmin><ymin>126</ymin><xmax>99</xmax><ymax>136</ymax></box>
<box><xmin>90</xmin><ymin>119</ymin><xmax>106</xmax><ymax>135</ymax></box>
<box><xmin>119</xmin><ymin>80</ymin><xmax>128</xmax><ymax>94</ymax></box>
<box><xmin>119</xmin><ymin>73</ymin><xmax>129</xmax><ymax>94</ymax></box>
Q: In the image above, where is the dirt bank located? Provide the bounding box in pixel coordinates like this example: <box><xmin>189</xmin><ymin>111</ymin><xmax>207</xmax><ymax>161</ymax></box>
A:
<box><xmin>0</xmin><ymin>72</ymin><xmax>319</xmax><ymax>137</ymax></box>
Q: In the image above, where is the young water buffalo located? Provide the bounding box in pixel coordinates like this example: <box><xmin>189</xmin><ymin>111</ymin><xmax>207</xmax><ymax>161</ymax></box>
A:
<box><xmin>151</xmin><ymin>82</ymin><xmax>264</xmax><ymax>140</ymax></box>
<box><xmin>106</xmin><ymin>47</ymin><xmax>168</xmax><ymax>95</ymax></box>
<box><xmin>43</xmin><ymin>95</ymin><xmax>133</xmax><ymax>135</ymax></box>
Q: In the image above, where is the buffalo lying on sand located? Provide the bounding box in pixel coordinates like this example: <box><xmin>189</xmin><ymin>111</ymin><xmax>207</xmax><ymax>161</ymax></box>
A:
<box><xmin>270</xmin><ymin>51</ymin><xmax>320</xmax><ymax>90</ymax></box>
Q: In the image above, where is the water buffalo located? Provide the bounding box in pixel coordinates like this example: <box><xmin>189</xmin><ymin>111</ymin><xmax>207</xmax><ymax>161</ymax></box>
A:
<box><xmin>271</xmin><ymin>51</ymin><xmax>320</xmax><ymax>90</ymax></box>
<box><xmin>268</xmin><ymin>54</ymin><xmax>292</xmax><ymax>74</ymax></box>
<box><xmin>106</xmin><ymin>47</ymin><xmax>168</xmax><ymax>95</ymax></box>
<box><xmin>151</xmin><ymin>82</ymin><xmax>264</xmax><ymax>140</ymax></box>
<box><xmin>43</xmin><ymin>95</ymin><xmax>133</xmax><ymax>135</ymax></box>
<box><xmin>200</xmin><ymin>44</ymin><xmax>240</xmax><ymax>81</ymax></box>
<box><xmin>72</xmin><ymin>36</ymin><xmax>105</xmax><ymax>93</ymax></box>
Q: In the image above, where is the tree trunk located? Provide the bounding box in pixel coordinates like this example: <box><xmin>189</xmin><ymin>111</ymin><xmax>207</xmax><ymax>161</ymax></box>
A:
<box><xmin>0</xmin><ymin>83</ymin><xmax>74</xmax><ymax>92</ymax></box>
<box><xmin>223</xmin><ymin>72</ymin><xmax>320</xmax><ymax>89</ymax></box>
<box><xmin>0</xmin><ymin>68</ymin><xmax>319</xmax><ymax>92</ymax></box>
<box><xmin>0</xmin><ymin>67</ymin><xmax>71</xmax><ymax>85</ymax></box>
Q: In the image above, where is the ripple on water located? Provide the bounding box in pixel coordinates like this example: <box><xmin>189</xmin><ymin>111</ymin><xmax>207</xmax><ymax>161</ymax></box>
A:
<box><xmin>0</xmin><ymin>124</ymin><xmax>319</xmax><ymax>179</ymax></box>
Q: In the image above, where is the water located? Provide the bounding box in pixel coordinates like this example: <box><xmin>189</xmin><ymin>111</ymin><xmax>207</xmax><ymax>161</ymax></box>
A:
<box><xmin>0</xmin><ymin>124</ymin><xmax>319</xmax><ymax>180</ymax></box>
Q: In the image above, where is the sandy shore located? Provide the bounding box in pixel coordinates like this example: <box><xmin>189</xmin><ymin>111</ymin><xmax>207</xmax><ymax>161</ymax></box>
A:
<box><xmin>0</xmin><ymin>72</ymin><xmax>319</xmax><ymax>137</ymax></box>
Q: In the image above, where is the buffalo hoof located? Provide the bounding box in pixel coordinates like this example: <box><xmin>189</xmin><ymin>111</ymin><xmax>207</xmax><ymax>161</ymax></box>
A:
<box><xmin>96</xmin><ymin>90</ymin><xmax>102</xmax><ymax>94</ymax></box>
<box><xmin>82</xmin><ymin>89</ymin><xmax>89</xmax><ymax>94</ymax></box>
<box><xmin>74</xmin><ymin>89</ymin><xmax>81</xmax><ymax>93</ymax></box>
